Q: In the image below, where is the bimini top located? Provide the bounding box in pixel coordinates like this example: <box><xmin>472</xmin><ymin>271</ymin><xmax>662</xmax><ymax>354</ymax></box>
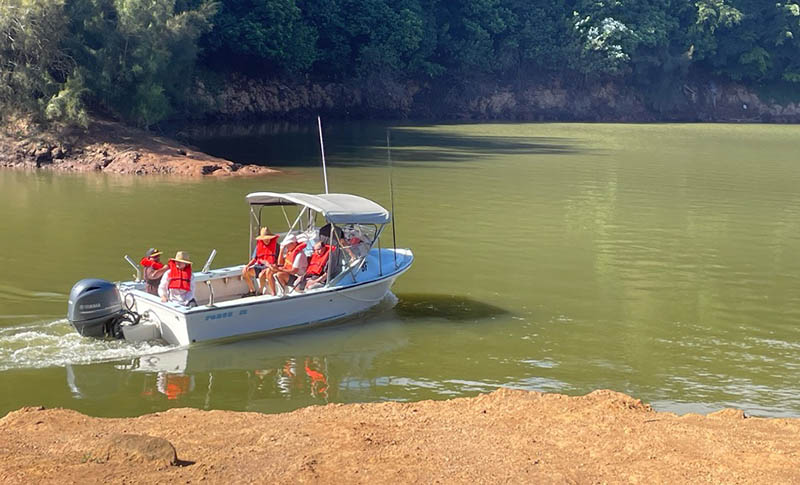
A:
<box><xmin>246</xmin><ymin>192</ymin><xmax>390</xmax><ymax>225</ymax></box>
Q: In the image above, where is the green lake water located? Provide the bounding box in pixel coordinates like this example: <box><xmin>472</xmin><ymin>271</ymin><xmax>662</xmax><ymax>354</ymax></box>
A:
<box><xmin>2</xmin><ymin>122</ymin><xmax>800</xmax><ymax>418</ymax></box>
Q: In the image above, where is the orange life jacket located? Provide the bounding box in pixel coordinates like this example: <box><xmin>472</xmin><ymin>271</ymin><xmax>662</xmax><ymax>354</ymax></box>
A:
<box><xmin>282</xmin><ymin>242</ymin><xmax>307</xmax><ymax>271</ymax></box>
<box><xmin>305</xmin><ymin>359</ymin><xmax>329</xmax><ymax>397</ymax></box>
<box><xmin>306</xmin><ymin>245</ymin><xmax>332</xmax><ymax>276</ymax></box>
<box><xmin>163</xmin><ymin>375</ymin><xmax>192</xmax><ymax>400</ymax></box>
<box><xmin>140</xmin><ymin>257</ymin><xmax>164</xmax><ymax>270</ymax></box>
<box><xmin>167</xmin><ymin>260</ymin><xmax>193</xmax><ymax>291</ymax></box>
<box><xmin>255</xmin><ymin>238</ymin><xmax>277</xmax><ymax>264</ymax></box>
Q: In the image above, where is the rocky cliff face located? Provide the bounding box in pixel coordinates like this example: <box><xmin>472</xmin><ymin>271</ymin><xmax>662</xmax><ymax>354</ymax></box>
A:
<box><xmin>195</xmin><ymin>75</ymin><xmax>800</xmax><ymax>123</ymax></box>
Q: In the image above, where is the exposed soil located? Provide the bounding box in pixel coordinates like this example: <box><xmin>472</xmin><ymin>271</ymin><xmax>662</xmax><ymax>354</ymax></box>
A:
<box><xmin>0</xmin><ymin>118</ymin><xmax>276</xmax><ymax>177</ymax></box>
<box><xmin>2</xmin><ymin>388</ymin><xmax>799</xmax><ymax>484</ymax></box>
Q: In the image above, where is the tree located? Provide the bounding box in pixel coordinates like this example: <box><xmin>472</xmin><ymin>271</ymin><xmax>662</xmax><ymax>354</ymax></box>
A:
<box><xmin>66</xmin><ymin>0</ymin><xmax>217</xmax><ymax>128</ymax></box>
<box><xmin>201</xmin><ymin>0</ymin><xmax>317</xmax><ymax>75</ymax></box>
<box><xmin>299</xmin><ymin>0</ymin><xmax>439</xmax><ymax>80</ymax></box>
<box><xmin>433</xmin><ymin>0</ymin><xmax>517</xmax><ymax>74</ymax></box>
<box><xmin>0</xmin><ymin>0</ymin><xmax>88</xmax><ymax>125</ymax></box>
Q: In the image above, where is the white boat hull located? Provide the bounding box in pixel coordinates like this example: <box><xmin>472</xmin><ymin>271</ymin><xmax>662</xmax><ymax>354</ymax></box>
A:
<box><xmin>120</xmin><ymin>248</ymin><xmax>412</xmax><ymax>346</ymax></box>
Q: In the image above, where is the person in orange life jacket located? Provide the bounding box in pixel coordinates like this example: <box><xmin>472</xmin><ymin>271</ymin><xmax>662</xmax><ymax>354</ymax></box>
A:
<box><xmin>158</xmin><ymin>251</ymin><xmax>197</xmax><ymax>307</ymax></box>
<box><xmin>140</xmin><ymin>247</ymin><xmax>168</xmax><ymax>296</ymax></box>
<box><xmin>241</xmin><ymin>227</ymin><xmax>278</xmax><ymax>296</ymax></box>
<box><xmin>299</xmin><ymin>241</ymin><xmax>331</xmax><ymax>291</ymax></box>
<box><xmin>265</xmin><ymin>234</ymin><xmax>308</xmax><ymax>296</ymax></box>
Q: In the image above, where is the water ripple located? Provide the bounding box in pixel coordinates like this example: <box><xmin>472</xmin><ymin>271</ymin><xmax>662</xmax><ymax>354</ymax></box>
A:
<box><xmin>0</xmin><ymin>319</ymin><xmax>175</xmax><ymax>372</ymax></box>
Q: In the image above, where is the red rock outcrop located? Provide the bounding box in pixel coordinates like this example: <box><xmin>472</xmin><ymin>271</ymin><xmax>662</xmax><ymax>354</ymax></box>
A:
<box><xmin>0</xmin><ymin>118</ymin><xmax>277</xmax><ymax>177</ymax></box>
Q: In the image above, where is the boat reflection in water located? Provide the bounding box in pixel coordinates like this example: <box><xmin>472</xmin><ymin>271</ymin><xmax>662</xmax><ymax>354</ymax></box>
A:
<box><xmin>115</xmin><ymin>296</ymin><xmax>409</xmax><ymax>409</ymax></box>
<box><xmin>63</xmin><ymin>293</ymin><xmax>510</xmax><ymax>414</ymax></box>
<box><xmin>134</xmin><ymin>352</ymin><xmax>329</xmax><ymax>403</ymax></box>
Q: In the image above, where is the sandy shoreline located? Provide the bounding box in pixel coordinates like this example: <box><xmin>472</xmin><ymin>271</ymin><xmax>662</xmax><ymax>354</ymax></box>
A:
<box><xmin>0</xmin><ymin>119</ymin><xmax>277</xmax><ymax>177</ymax></box>
<box><xmin>2</xmin><ymin>388</ymin><xmax>799</xmax><ymax>483</ymax></box>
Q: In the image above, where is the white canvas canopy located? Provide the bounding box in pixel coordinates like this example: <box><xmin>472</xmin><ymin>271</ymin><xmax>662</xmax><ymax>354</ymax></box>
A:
<box><xmin>246</xmin><ymin>192</ymin><xmax>391</xmax><ymax>225</ymax></box>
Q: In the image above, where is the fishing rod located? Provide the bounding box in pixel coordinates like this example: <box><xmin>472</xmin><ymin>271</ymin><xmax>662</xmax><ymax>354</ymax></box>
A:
<box><xmin>387</xmin><ymin>129</ymin><xmax>397</xmax><ymax>268</ymax></box>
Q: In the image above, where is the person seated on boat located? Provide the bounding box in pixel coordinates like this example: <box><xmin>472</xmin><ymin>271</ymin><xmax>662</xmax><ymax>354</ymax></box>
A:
<box><xmin>265</xmin><ymin>234</ymin><xmax>308</xmax><ymax>296</ymax></box>
<box><xmin>241</xmin><ymin>227</ymin><xmax>278</xmax><ymax>296</ymax></box>
<box><xmin>342</xmin><ymin>226</ymin><xmax>367</xmax><ymax>261</ymax></box>
<box><xmin>299</xmin><ymin>241</ymin><xmax>331</xmax><ymax>291</ymax></box>
<box><xmin>318</xmin><ymin>223</ymin><xmax>344</xmax><ymax>245</ymax></box>
<box><xmin>140</xmin><ymin>247</ymin><xmax>168</xmax><ymax>296</ymax></box>
<box><xmin>158</xmin><ymin>251</ymin><xmax>197</xmax><ymax>307</ymax></box>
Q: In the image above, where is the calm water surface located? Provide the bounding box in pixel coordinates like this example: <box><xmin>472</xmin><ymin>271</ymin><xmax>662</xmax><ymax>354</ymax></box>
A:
<box><xmin>2</xmin><ymin>122</ymin><xmax>800</xmax><ymax>418</ymax></box>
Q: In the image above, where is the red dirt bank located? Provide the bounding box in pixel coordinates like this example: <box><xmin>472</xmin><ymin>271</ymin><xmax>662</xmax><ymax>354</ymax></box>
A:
<box><xmin>0</xmin><ymin>118</ymin><xmax>276</xmax><ymax>177</ymax></box>
<box><xmin>2</xmin><ymin>388</ymin><xmax>799</xmax><ymax>484</ymax></box>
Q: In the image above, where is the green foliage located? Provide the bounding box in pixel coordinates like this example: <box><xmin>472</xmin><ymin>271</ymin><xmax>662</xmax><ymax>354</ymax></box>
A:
<box><xmin>0</xmin><ymin>0</ymin><xmax>75</xmax><ymax>122</ymax></box>
<box><xmin>296</xmin><ymin>0</ymin><xmax>440</xmax><ymax>79</ymax></box>
<box><xmin>44</xmin><ymin>73</ymin><xmax>90</xmax><ymax>127</ymax></box>
<box><xmin>689</xmin><ymin>1</ymin><xmax>800</xmax><ymax>84</ymax></box>
<box><xmin>64</xmin><ymin>0</ymin><xmax>217</xmax><ymax>128</ymax></box>
<box><xmin>202</xmin><ymin>0</ymin><xmax>316</xmax><ymax>74</ymax></box>
<box><xmin>4</xmin><ymin>0</ymin><xmax>800</xmax><ymax>126</ymax></box>
<box><xmin>506</xmin><ymin>0</ymin><xmax>572</xmax><ymax>73</ymax></box>
<box><xmin>434</xmin><ymin>0</ymin><xmax>518</xmax><ymax>74</ymax></box>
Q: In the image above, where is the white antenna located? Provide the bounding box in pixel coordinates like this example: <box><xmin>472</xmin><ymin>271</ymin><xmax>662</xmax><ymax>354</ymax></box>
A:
<box><xmin>317</xmin><ymin>115</ymin><xmax>329</xmax><ymax>194</ymax></box>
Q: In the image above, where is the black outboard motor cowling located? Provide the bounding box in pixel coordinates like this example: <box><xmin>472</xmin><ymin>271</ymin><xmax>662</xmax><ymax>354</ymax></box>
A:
<box><xmin>67</xmin><ymin>279</ymin><xmax>124</xmax><ymax>338</ymax></box>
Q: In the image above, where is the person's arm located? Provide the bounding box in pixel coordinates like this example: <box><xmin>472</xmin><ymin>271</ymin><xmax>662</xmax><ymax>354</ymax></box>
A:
<box><xmin>246</xmin><ymin>246</ymin><xmax>257</xmax><ymax>268</ymax></box>
<box><xmin>311</xmin><ymin>268</ymin><xmax>327</xmax><ymax>284</ymax></box>
<box><xmin>158</xmin><ymin>272</ymin><xmax>169</xmax><ymax>301</ymax></box>
<box><xmin>188</xmin><ymin>276</ymin><xmax>196</xmax><ymax>301</ymax></box>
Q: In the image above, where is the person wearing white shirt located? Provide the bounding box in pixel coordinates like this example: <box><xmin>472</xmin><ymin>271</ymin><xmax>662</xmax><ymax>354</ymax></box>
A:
<box><xmin>266</xmin><ymin>234</ymin><xmax>309</xmax><ymax>296</ymax></box>
<box><xmin>158</xmin><ymin>251</ymin><xmax>197</xmax><ymax>307</ymax></box>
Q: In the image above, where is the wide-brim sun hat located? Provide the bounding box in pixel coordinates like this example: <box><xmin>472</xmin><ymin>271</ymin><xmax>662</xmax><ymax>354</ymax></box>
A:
<box><xmin>256</xmin><ymin>227</ymin><xmax>278</xmax><ymax>240</ymax></box>
<box><xmin>171</xmin><ymin>251</ymin><xmax>192</xmax><ymax>265</ymax></box>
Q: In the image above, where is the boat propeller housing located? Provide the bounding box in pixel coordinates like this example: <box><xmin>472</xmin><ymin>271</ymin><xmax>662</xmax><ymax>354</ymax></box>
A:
<box><xmin>67</xmin><ymin>278</ymin><xmax>125</xmax><ymax>338</ymax></box>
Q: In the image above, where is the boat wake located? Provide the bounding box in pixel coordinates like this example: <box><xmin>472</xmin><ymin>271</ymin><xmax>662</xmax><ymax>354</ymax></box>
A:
<box><xmin>0</xmin><ymin>283</ymin><xmax>65</xmax><ymax>303</ymax></box>
<box><xmin>0</xmin><ymin>319</ymin><xmax>175</xmax><ymax>372</ymax></box>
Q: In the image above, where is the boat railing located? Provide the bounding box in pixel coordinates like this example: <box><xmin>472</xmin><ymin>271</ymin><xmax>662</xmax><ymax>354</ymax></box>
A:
<box><xmin>201</xmin><ymin>249</ymin><xmax>217</xmax><ymax>273</ymax></box>
<box><xmin>123</xmin><ymin>255</ymin><xmax>141</xmax><ymax>282</ymax></box>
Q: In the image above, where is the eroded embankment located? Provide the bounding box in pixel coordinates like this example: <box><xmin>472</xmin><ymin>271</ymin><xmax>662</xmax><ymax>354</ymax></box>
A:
<box><xmin>1</xmin><ymin>388</ymin><xmax>799</xmax><ymax>484</ymax></box>
<box><xmin>0</xmin><ymin>118</ymin><xmax>276</xmax><ymax>177</ymax></box>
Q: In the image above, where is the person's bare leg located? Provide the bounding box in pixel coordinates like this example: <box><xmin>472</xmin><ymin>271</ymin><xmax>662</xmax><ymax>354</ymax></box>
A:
<box><xmin>242</xmin><ymin>267</ymin><xmax>256</xmax><ymax>293</ymax></box>
<box><xmin>259</xmin><ymin>269</ymin><xmax>271</xmax><ymax>295</ymax></box>
<box><xmin>306</xmin><ymin>275</ymin><xmax>323</xmax><ymax>290</ymax></box>
<box><xmin>276</xmin><ymin>272</ymin><xmax>290</xmax><ymax>295</ymax></box>
<box><xmin>266</xmin><ymin>269</ymin><xmax>278</xmax><ymax>296</ymax></box>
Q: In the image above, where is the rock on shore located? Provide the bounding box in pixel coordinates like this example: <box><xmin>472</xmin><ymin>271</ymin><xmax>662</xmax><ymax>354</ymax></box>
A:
<box><xmin>0</xmin><ymin>118</ymin><xmax>276</xmax><ymax>177</ymax></box>
<box><xmin>2</xmin><ymin>388</ymin><xmax>799</xmax><ymax>484</ymax></box>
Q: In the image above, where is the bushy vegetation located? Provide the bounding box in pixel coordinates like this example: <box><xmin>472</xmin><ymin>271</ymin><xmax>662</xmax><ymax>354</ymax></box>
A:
<box><xmin>1</xmin><ymin>0</ymin><xmax>799</xmax><ymax>127</ymax></box>
<box><xmin>1</xmin><ymin>0</ymin><xmax>216</xmax><ymax>128</ymax></box>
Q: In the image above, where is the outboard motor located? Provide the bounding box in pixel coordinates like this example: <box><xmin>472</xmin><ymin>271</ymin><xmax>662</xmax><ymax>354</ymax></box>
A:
<box><xmin>67</xmin><ymin>278</ymin><xmax>126</xmax><ymax>338</ymax></box>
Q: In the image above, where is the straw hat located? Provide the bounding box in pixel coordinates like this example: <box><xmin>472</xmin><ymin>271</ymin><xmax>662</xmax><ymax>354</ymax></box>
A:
<box><xmin>171</xmin><ymin>251</ymin><xmax>192</xmax><ymax>265</ymax></box>
<box><xmin>256</xmin><ymin>227</ymin><xmax>278</xmax><ymax>241</ymax></box>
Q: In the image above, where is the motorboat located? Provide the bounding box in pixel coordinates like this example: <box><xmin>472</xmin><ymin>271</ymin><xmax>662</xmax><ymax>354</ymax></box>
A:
<box><xmin>66</xmin><ymin>191</ymin><xmax>413</xmax><ymax>346</ymax></box>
